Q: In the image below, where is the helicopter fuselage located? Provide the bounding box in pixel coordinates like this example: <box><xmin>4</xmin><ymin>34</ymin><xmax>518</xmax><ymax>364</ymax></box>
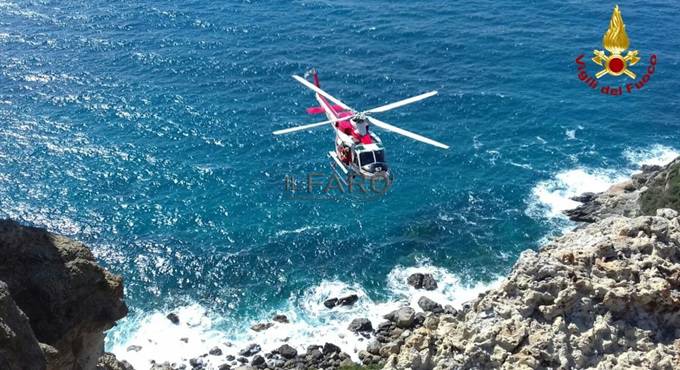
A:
<box><xmin>312</xmin><ymin>91</ymin><xmax>390</xmax><ymax>180</ymax></box>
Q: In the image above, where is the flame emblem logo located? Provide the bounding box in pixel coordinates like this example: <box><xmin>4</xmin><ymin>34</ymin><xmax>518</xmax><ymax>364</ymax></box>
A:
<box><xmin>592</xmin><ymin>5</ymin><xmax>640</xmax><ymax>79</ymax></box>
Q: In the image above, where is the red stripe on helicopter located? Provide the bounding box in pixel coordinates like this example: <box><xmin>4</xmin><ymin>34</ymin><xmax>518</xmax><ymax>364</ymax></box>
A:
<box><xmin>315</xmin><ymin>94</ymin><xmax>373</xmax><ymax>144</ymax></box>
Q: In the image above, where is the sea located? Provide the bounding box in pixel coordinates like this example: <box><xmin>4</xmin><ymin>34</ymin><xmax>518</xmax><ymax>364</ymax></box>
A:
<box><xmin>1</xmin><ymin>0</ymin><xmax>678</xmax><ymax>368</ymax></box>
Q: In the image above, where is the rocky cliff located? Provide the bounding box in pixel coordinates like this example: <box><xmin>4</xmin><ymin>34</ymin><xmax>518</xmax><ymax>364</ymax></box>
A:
<box><xmin>376</xmin><ymin>158</ymin><xmax>680</xmax><ymax>370</ymax></box>
<box><xmin>565</xmin><ymin>158</ymin><xmax>680</xmax><ymax>223</ymax></box>
<box><xmin>0</xmin><ymin>219</ymin><xmax>130</xmax><ymax>370</ymax></box>
<box><xmin>381</xmin><ymin>212</ymin><xmax>680</xmax><ymax>370</ymax></box>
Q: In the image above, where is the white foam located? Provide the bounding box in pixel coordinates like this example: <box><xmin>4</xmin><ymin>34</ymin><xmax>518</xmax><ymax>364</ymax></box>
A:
<box><xmin>386</xmin><ymin>264</ymin><xmax>502</xmax><ymax>310</ymax></box>
<box><xmin>109</xmin><ymin>265</ymin><xmax>502</xmax><ymax>369</ymax></box>
<box><xmin>623</xmin><ymin>144</ymin><xmax>679</xmax><ymax>168</ymax></box>
<box><xmin>528</xmin><ymin>168</ymin><xmax>627</xmax><ymax>219</ymax></box>
<box><xmin>108</xmin><ymin>305</ymin><xmax>229</xmax><ymax>369</ymax></box>
<box><xmin>527</xmin><ymin>144</ymin><xmax>679</xmax><ymax>222</ymax></box>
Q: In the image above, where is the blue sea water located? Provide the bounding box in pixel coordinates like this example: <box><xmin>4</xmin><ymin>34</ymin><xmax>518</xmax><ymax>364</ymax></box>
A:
<box><xmin>1</xmin><ymin>0</ymin><xmax>679</xmax><ymax>367</ymax></box>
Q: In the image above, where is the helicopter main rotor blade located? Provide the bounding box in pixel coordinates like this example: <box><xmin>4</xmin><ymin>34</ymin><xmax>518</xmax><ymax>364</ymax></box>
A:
<box><xmin>367</xmin><ymin>116</ymin><xmax>449</xmax><ymax>149</ymax></box>
<box><xmin>292</xmin><ymin>75</ymin><xmax>353</xmax><ymax>111</ymax></box>
<box><xmin>273</xmin><ymin>119</ymin><xmax>335</xmax><ymax>135</ymax></box>
<box><xmin>365</xmin><ymin>91</ymin><xmax>437</xmax><ymax>114</ymax></box>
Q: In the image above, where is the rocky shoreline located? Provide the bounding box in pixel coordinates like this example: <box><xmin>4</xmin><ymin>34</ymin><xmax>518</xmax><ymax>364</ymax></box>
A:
<box><xmin>1</xmin><ymin>157</ymin><xmax>679</xmax><ymax>370</ymax></box>
<box><xmin>146</xmin><ymin>157</ymin><xmax>680</xmax><ymax>370</ymax></box>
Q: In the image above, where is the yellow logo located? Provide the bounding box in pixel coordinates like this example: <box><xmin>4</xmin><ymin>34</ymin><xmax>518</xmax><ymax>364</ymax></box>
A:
<box><xmin>592</xmin><ymin>5</ymin><xmax>640</xmax><ymax>79</ymax></box>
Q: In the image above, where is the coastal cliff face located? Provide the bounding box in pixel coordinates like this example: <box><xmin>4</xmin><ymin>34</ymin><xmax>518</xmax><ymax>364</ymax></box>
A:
<box><xmin>565</xmin><ymin>158</ymin><xmax>680</xmax><ymax>222</ymax></box>
<box><xmin>0</xmin><ymin>220</ymin><xmax>129</xmax><ymax>370</ymax></box>
<box><xmin>383</xmin><ymin>212</ymin><xmax>680</xmax><ymax>370</ymax></box>
<box><xmin>379</xmin><ymin>159</ymin><xmax>680</xmax><ymax>370</ymax></box>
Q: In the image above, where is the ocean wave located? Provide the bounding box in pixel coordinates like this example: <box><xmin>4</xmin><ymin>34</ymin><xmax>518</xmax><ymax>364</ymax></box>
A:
<box><xmin>109</xmin><ymin>264</ymin><xmax>502</xmax><ymax>369</ymax></box>
<box><xmin>623</xmin><ymin>144</ymin><xmax>680</xmax><ymax>168</ymax></box>
<box><xmin>527</xmin><ymin>144</ymin><xmax>679</xmax><ymax>224</ymax></box>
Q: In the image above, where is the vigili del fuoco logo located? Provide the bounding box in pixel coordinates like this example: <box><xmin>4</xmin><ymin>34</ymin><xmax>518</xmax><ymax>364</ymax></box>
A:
<box><xmin>576</xmin><ymin>5</ymin><xmax>656</xmax><ymax>96</ymax></box>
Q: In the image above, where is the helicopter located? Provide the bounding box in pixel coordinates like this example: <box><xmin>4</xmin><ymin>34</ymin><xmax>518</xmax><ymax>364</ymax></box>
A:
<box><xmin>273</xmin><ymin>70</ymin><xmax>448</xmax><ymax>181</ymax></box>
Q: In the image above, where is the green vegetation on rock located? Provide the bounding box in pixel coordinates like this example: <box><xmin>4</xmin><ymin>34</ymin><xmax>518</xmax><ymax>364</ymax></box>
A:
<box><xmin>639</xmin><ymin>160</ymin><xmax>680</xmax><ymax>215</ymax></box>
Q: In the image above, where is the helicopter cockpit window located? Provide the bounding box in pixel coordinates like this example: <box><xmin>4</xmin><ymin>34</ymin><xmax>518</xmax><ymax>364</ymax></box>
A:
<box><xmin>374</xmin><ymin>150</ymin><xmax>385</xmax><ymax>163</ymax></box>
<box><xmin>359</xmin><ymin>151</ymin><xmax>374</xmax><ymax>166</ymax></box>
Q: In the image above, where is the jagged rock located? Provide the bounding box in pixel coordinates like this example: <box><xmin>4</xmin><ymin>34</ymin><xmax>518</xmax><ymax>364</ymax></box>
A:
<box><xmin>323</xmin><ymin>294</ymin><xmax>359</xmax><ymax>309</ymax></box>
<box><xmin>0</xmin><ymin>220</ymin><xmax>128</xmax><ymax>370</ymax></box>
<box><xmin>209</xmin><ymin>346</ymin><xmax>222</xmax><ymax>356</ymax></box>
<box><xmin>238</xmin><ymin>344</ymin><xmax>261</xmax><ymax>357</ymax></box>
<box><xmin>166</xmin><ymin>313</ymin><xmax>180</xmax><ymax>325</ymax></box>
<box><xmin>387</xmin><ymin>214</ymin><xmax>680</xmax><ymax>370</ymax></box>
<box><xmin>307</xmin><ymin>347</ymin><xmax>323</xmax><ymax>361</ymax></box>
<box><xmin>272</xmin><ymin>314</ymin><xmax>289</xmax><ymax>323</ymax></box>
<box><xmin>189</xmin><ymin>358</ymin><xmax>203</xmax><ymax>368</ymax></box>
<box><xmin>443</xmin><ymin>304</ymin><xmax>457</xmax><ymax>315</ymax></box>
<box><xmin>338</xmin><ymin>294</ymin><xmax>359</xmax><ymax>306</ymax></box>
<box><xmin>251</xmin><ymin>355</ymin><xmax>265</xmax><ymax>366</ymax></box>
<box><xmin>366</xmin><ymin>339</ymin><xmax>381</xmax><ymax>355</ymax></box>
<box><xmin>566</xmin><ymin>158</ymin><xmax>680</xmax><ymax>223</ymax></box>
<box><xmin>379</xmin><ymin>341</ymin><xmax>402</xmax><ymax>357</ymax></box>
<box><xmin>406</xmin><ymin>273</ymin><xmax>438</xmax><ymax>290</ymax></box>
<box><xmin>412</xmin><ymin>312</ymin><xmax>426</xmax><ymax>327</ymax></box>
<box><xmin>323</xmin><ymin>298</ymin><xmax>338</xmax><ymax>308</ymax></box>
<box><xmin>250</xmin><ymin>322</ymin><xmax>274</xmax><ymax>332</ymax></box>
<box><xmin>322</xmin><ymin>342</ymin><xmax>341</xmax><ymax>355</ymax></box>
<box><xmin>274</xmin><ymin>344</ymin><xmax>297</xmax><ymax>359</ymax></box>
<box><xmin>0</xmin><ymin>281</ymin><xmax>46</xmax><ymax>370</ymax></box>
<box><xmin>217</xmin><ymin>365</ymin><xmax>231</xmax><ymax>370</ymax></box>
<box><xmin>384</xmin><ymin>307</ymin><xmax>415</xmax><ymax>329</ymax></box>
<box><xmin>417</xmin><ymin>296</ymin><xmax>443</xmax><ymax>313</ymax></box>
<box><xmin>348</xmin><ymin>318</ymin><xmax>373</xmax><ymax>333</ymax></box>
<box><xmin>640</xmin><ymin>158</ymin><xmax>680</xmax><ymax>214</ymax></box>
<box><xmin>96</xmin><ymin>353</ymin><xmax>134</xmax><ymax>370</ymax></box>
<box><xmin>570</xmin><ymin>191</ymin><xmax>597</xmax><ymax>203</ymax></box>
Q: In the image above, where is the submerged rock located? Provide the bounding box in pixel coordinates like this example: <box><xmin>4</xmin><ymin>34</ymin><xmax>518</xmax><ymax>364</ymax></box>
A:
<box><xmin>272</xmin><ymin>314</ymin><xmax>289</xmax><ymax>323</ymax></box>
<box><xmin>250</xmin><ymin>322</ymin><xmax>274</xmax><ymax>332</ymax></box>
